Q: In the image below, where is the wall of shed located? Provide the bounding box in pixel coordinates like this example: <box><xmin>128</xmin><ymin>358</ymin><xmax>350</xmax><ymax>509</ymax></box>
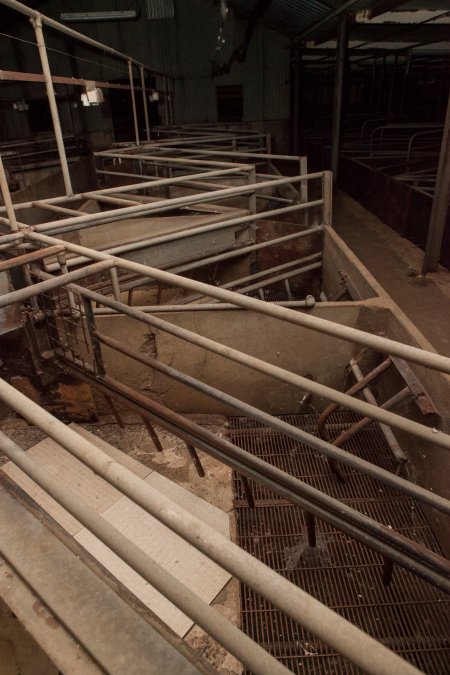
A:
<box><xmin>0</xmin><ymin>0</ymin><xmax>290</xmax><ymax>149</ymax></box>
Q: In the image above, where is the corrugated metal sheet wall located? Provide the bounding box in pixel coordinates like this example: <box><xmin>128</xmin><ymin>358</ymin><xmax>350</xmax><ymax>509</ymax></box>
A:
<box><xmin>0</xmin><ymin>0</ymin><xmax>290</xmax><ymax>143</ymax></box>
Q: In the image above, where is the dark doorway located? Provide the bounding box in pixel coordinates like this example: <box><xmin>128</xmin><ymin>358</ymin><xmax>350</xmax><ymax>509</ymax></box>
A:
<box><xmin>28</xmin><ymin>99</ymin><xmax>53</xmax><ymax>133</ymax></box>
<box><xmin>216</xmin><ymin>85</ymin><xmax>243</xmax><ymax>123</ymax></box>
<box><xmin>108</xmin><ymin>75</ymin><xmax>157</xmax><ymax>141</ymax></box>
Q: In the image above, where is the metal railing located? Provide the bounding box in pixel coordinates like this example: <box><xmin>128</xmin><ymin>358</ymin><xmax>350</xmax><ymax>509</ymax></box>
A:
<box><xmin>0</xmin><ymin>135</ymin><xmax>449</xmax><ymax>673</ymax></box>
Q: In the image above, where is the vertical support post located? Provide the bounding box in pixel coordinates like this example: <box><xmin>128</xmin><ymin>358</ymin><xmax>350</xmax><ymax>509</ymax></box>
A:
<box><xmin>241</xmin><ymin>476</ymin><xmax>255</xmax><ymax>508</ymax></box>
<box><xmin>168</xmin><ymin>78</ymin><xmax>175</xmax><ymax>126</ymax></box>
<box><xmin>388</xmin><ymin>53</ymin><xmax>399</xmax><ymax>115</ymax></box>
<box><xmin>369</xmin><ymin>55</ymin><xmax>376</xmax><ymax>113</ymax></box>
<box><xmin>304</xmin><ymin>511</ymin><xmax>316</xmax><ymax>548</ymax></box>
<box><xmin>0</xmin><ymin>155</ymin><xmax>18</xmax><ymax>232</ymax></box>
<box><xmin>248</xmin><ymin>167</ymin><xmax>257</xmax><ymax>215</ymax></box>
<box><xmin>109</xmin><ymin>267</ymin><xmax>121</xmax><ymax>301</ymax></box>
<box><xmin>377</xmin><ymin>55</ymin><xmax>386</xmax><ymax>114</ymax></box>
<box><xmin>163</xmin><ymin>76</ymin><xmax>170</xmax><ymax>127</ymax></box>
<box><xmin>32</xmin><ymin>16</ymin><xmax>73</xmax><ymax>196</ymax></box>
<box><xmin>382</xmin><ymin>557</ymin><xmax>394</xmax><ymax>587</ymax></box>
<box><xmin>400</xmin><ymin>50</ymin><xmax>411</xmax><ymax>116</ymax></box>
<box><xmin>57</xmin><ymin>251</ymin><xmax>77</xmax><ymax>315</ymax></box>
<box><xmin>300</xmin><ymin>155</ymin><xmax>309</xmax><ymax>226</ymax></box>
<box><xmin>291</xmin><ymin>47</ymin><xmax>301</xmax><ymax>155</ymax></box>
<box><xmin>128</xmin><ymin>59</ymin><xmax>140</xmax><ymax>146</ymax></box>
<box><xmin>142</xmin><ymin>417</ymin><xmax>164</xmax><ymax>452</ymax></box>
<box><xmin>185</xmin><ymin>444</ymin><xmax>205</xmax><ymax>477</ymax></box>
<box><xmin>330</xmin><ymin>13</ymin><xmax>348</xmax><ymax>187</ymax></box>
<box><xmin>83</xmin><ymin>298</ymin><xmax>106</xmax><ymax>377</ymax></box>
<box><xmin>422</xmin><ymin>89</ymin><xmax>450</xmax><ymax>275</ymax></box>
<box><xmin>322</xmin><ymin>170</ymin><xmax>333</xmax><ymax>227</ymax></box>
<box><xmin>140</xmin><ymin>65</ymin><xmax>151</xmax><ymax>142</ymax></box>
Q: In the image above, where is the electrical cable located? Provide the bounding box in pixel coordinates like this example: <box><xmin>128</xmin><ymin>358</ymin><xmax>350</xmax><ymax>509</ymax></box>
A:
<box><xmin>0</xmin><ymin>29</ymin><xmax>129</xmax><ymax>76</ymax></box>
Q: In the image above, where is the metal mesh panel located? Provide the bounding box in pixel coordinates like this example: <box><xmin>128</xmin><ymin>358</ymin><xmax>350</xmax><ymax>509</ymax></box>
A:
<box><xmin>230</xmin><ymin>413</ymin><xmax>450</xmax><ymax>674</ymax></box>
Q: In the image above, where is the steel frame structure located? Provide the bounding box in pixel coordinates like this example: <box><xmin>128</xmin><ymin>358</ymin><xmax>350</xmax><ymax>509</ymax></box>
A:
<box><xmin>0</xmin><ymin>0</ymin><xmax>174</xmax><ymax>195</ymax></box>
<box><xmin>0</xmin><ymin>137</ymin><xmax>321</xmax><ymax>308</ymax></box>
<box><xmin>1</xmin><ymin>221</ymin><xmax>450</xmax><ymax>673</ymax></box>
<box><xmin>1</xmin><ymin>140</ymin><xmax>450</xmax><ymax>670</ymax></box>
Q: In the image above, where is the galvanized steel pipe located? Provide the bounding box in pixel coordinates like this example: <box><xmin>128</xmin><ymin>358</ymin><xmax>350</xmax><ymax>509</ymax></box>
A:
<box><xmin>27</xmin><ymin>230</ymin><xmax>450</xmax><ymax>377</ymax></box>
<box><xmin>0</xmin><ymin>430</ymin><xmax>288</xmax><ymax>675</ymax></box>
<box><xmin>0</xmin><ymin>381</ymin><xmax>423</xmax><ymax>675</ymax></box>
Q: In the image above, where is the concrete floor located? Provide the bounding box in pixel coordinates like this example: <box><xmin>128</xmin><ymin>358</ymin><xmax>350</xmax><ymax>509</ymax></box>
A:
<box><xmin>334</xmin><ymin>191</ymin><xmax>450</xmax><ymax>357</ymax></box>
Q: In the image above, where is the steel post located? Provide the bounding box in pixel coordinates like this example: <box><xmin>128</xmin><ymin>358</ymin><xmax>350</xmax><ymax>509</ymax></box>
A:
<box><xmin>128</xmin><ymin>60</ymin><xmax>140</xmax><ymax>146</ymax></box>
<box><xmin>32</xmin><ymin>16</ymin><xmax>73</xmax><ymax>196</ymax></box>
<box><xmin>140</xmin><ymin>65</ymin><xmax>151</xmax><ymax>142</ymax></box>
<box><xmin>0</xmin><ymin>155</ymin><xmax>18</xmax><ymax>231</ymax></box>
<box><xmin>422</xmin><ymin>88</ymin><xmax>450</xmax><ymax>274</ymax></box>
<box><xmin>330</xmin><ymin>13</ymin><xmax>348</xmax><ymax>186</ymax></box>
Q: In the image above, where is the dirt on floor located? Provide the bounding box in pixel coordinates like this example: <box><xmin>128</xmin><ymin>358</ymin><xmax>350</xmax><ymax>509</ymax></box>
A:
<box><xmin>0</xmin><ymin>414</ymin><xmax>242</xmax><ymax>674</ymax></box>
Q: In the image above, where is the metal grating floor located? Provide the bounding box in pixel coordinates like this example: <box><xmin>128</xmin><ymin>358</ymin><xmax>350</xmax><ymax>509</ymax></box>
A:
<box><xmin>230</xmin><ymin>412</ymin><xmax>450</xmax><ymax>674</ymax></box>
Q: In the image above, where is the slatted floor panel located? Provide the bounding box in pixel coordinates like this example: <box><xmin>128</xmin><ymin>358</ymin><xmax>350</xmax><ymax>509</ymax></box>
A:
<box><xmin>230</xmin><ymin>412</ymin><xmax>450</xmax><ymax>674</ymax></box>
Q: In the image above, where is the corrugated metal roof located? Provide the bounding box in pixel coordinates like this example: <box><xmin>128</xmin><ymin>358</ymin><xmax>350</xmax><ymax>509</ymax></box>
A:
<box><xmin>229</xmin><ymin>0</ymin><xmax>332</xmax><ymax>37</ymax></box>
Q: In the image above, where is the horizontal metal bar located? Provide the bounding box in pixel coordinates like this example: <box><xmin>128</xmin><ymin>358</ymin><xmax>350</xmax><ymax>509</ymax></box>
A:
<box><xmin>46</xmin><ymin>214</ymin><xmax>322</xmax><ymax>272</ymax></box>
<box><xmin>226</xmin><ymin>261</ymin><xmax>322</xmax><ymax>296</ymax></box>
<box><xmin>131</xmin><ymin>145</ymin><xmax>306</xmax><ymax>163</ymax></box>
<box><xmin>0</xmin><ymin>245</ymin><xmax>65</xmax><ymax>272</ymax></box>
<box><xmin>27</xmin><ymin>230</ymin><xmax>450</xmax><ymax>378</ymax></box>
<box><xmin>96</xmin><ymin>150</ymin><xmax>254</xmax><ymax>169</ymax></box>
<box><xmin>33</xmin><ymin>202</ymin><xmax>82</xmax><ymax>216</ymax></box>
<box><xmin>0</xmin><ymin>378</ymin><xmax>420</xmax><ymax>675</ymax></box>
<box><xmin>0</xmin><ymin>166</ymin><xmax>257</xmax><ymax>217</ymax></box>
<box><xmin>167</xmin><ymin>227</ymin><xmax>323</xmax><ymax>279</ymax></box>
<box><xmin>0</xmin><ymin>232</ymin><xmax>24</xmax><ymax>245</ymax></box>
<box><xmin>0</xmin><ymin>430</ymin><xmax>287</xmax><ymax>675</ymax></box>
<box><xmin>92</xmin><ymin>300</ymin><xmax>318</xmax><ymax>313</ymax></box>
<box><xmin>0</xmin><ymin>69</ymin><xmax>144</xmax><ymax>92</ymax></box>
<box><xmin>34</xmin><ymin>172</ymin><xmax>324</xmax><ymax>232</ymax></box>
<box><xmin>184</xmin><ymin>252</ymin><xmax>322</xmax><ymax>304</ymax></box>
<box><xmin>93</xmin><ymin>331</ymin><xmax>450</xmax><ymax>517</ymax></box>
<box><xmin>68</xmin><ymin>363</ymin><xmax>450</xmax><ymax>592</ymax></box>
<box><xmin>30</xmin><ymin>270</ymin><xmax>450</xmax><ymax>470</ymax></box>
<box><xmin>350</xmin><ymin>358</ymin><xmax>408</xmax><ymax>464</ymax></box>
<box><xmin>0</xmin><ymin>260</ymin><xmax>113</xmax><ymax>308</ymax></box>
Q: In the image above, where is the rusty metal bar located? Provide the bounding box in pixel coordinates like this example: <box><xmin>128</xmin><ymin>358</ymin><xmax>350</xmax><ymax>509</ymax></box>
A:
<box><xmin>318</xmin><ymin>358</ymin><xmax>393</xmax><ymax>437</ymax></box>
<box><xmin>62</xmin><ymin>364</ymin><xmax>450</xmax><ymax>594</ymax></box>
<box><xmin>0</xmin><ymin>260</ymin><xmax>113</xmax><ymax>308</ymax></box>
<box><xmin>26</xmin><ymin>266</ymin><xmax>450</xmax><ymax>464</ymax></box>
<box><xmin>0</xmin><ymin>155</ymin><xmax>19</xmax><ymax>232</ymax></box>
<box><xmin>92</xmin><ymin>331</ymin><xmax>450</xmax><ymax>517</ymax></box>
<box><xmin>0</xmin><ymin>69</ymin><xmax>144</xmax><ymax>92</ymax></box>
<box><xmin>0</xmin><ymin>245</ymin><xmax>65</xmax><ymax>272</ymax></box>
<box><xmin>349</xmin><ymin>358</ymin><xmax>408</xmax><ymax>465</ymax></box>
<box><xmin>0</xmin><ymin>378</ymin><xmax>423</xmax><ymax>674</ymax></box>
<box><xmin>27</xmin><ymin>229</ymin><xmax>450</xmax><ymax>379</ymax></box>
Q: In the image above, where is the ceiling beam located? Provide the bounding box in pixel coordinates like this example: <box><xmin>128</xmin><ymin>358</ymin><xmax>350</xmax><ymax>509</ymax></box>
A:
<box><xmin>346</xmin><ymin>23</ymin><xmax>450</xmax><ymax>43</ymax></box>
<box><xmin>290</xmin><ymin>0</ymin><xmax>363</xmax><ymax>45</ymax></box>
<box><xmin>0</xmin><ymin>69</ymin><xmax>142</xmax><ymax>91</ymax></box>
<box><xmin>368</xmin><ymin>0</ymin><xmax>417</xmax><ymax>20</ymax></box>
